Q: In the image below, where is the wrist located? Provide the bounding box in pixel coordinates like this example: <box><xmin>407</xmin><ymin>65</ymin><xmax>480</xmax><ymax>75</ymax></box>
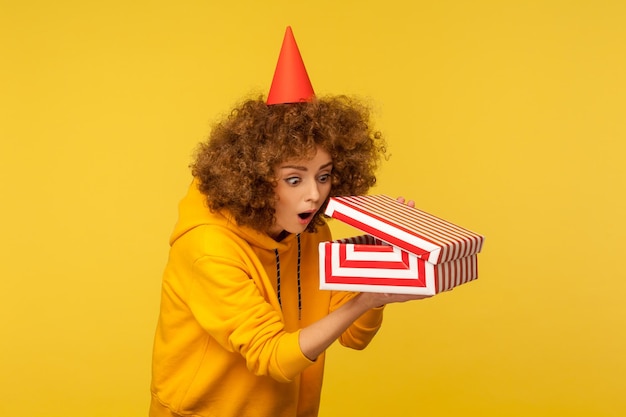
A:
<box><xmin>353</xmin><ymin>292</ymin><xmax>384</xmax><ymax>311</ymax></box>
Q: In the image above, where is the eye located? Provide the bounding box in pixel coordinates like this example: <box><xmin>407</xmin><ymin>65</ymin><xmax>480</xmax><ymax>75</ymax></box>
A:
<box><xmin>318</xmin><ymin>173</ymin><xmax>331</xmax><ymax>183</ymax></box>
<box><xmin>285</xmin><ymin>176</ymin><xmax>301</xmax><ymax>186</ymax></box>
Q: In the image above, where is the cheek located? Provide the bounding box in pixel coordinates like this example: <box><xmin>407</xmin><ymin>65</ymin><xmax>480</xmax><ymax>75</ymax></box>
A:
<box><xmin>274</xmin><ymin>190</ymin><xmax>296</xmax><ymax>211</ymax></box>
<box><xmin>321</xmin><ymin>182</ymin><xmax>332</xmax><ymax>198</ymax></box>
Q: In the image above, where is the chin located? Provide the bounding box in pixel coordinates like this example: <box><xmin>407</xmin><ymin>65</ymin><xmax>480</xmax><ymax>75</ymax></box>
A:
<box><xmin>288</xmin><ymin>225</ymin><xmax>309</xmax><ymax>235</ymax></box>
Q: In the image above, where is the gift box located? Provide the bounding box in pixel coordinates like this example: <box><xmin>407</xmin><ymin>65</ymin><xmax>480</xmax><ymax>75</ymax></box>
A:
<box><xmin>319</xmin><ymin>195</ymin><xmax>485</xmax><ymax>295</ymax></box>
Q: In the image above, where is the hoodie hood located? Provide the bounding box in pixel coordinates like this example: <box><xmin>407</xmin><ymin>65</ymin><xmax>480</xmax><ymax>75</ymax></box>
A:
<box><xmin>170</xmin><ymin>179</ymin><xmax>294</xmax><ymax>251</ymax></box>
<box><xmin>171</xmin><ymin>179</ymin><xmax>306</xmax><ymax>319</ymax></box>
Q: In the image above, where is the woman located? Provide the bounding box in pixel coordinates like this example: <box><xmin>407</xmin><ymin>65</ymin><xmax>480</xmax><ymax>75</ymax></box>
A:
<box><xmin>150</xmin><ymin>27</ymin><xmax>429</xmax><ymax>417</ymax></box>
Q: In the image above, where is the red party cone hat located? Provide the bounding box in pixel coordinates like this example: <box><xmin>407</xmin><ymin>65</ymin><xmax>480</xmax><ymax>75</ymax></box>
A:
<box><xmin>266</xmin><ymin>26</ymin><xmax>315</xmax><ymax>105</ymax></box>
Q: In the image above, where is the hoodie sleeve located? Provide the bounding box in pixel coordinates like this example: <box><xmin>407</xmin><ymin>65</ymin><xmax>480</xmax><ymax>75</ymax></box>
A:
<box><xmin>185</xmin><ymin>236</ymin><xmax>314</xmax><ymax>383</ymax></box>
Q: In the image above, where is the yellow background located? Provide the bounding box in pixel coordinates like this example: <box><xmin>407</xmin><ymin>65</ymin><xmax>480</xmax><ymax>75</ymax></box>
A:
<box><xmin>1</xmin><ymin>1</ymin><xmax>625</xmax><ymax>416</ymax></box>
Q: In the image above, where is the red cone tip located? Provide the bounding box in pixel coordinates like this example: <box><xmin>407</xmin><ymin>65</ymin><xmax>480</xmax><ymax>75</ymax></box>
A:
<box><xmin>266</xmin><ymin>26</ymin><xmax>315</xmax><ymax>105</ymax></box>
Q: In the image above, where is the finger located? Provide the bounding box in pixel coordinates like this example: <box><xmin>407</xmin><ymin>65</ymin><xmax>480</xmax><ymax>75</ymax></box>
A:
<box><xmin>396</xmin><ymin>196</ymin><xmax>416</xmax><ymax>208</ymax></box>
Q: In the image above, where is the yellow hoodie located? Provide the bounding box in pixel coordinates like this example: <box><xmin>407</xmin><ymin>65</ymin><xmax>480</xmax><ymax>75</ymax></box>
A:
<box><xmin>150</xmin><ymin>180</ymin><xmax>384</xmax><ymax>417</ymax></box>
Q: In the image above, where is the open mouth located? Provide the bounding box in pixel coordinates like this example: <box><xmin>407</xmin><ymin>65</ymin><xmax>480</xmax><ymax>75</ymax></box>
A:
<box><xmin>298</xmin><ymin>212</ymin><xmax>313</xmax><ymax>221</ymax></box>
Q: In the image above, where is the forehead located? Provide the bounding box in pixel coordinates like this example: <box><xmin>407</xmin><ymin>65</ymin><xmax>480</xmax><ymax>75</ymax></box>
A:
<box><xmin>277</xmin><ymin>147</ymin><xmax>332</xmax><ymax>168</ymax></box>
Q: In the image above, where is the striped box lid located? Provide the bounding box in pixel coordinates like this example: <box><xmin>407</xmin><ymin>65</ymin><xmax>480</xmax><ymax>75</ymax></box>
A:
<box><xmin>324</xmin><ymin>195</ymin><xmax>485</xmax><ymax>265</ymax></box>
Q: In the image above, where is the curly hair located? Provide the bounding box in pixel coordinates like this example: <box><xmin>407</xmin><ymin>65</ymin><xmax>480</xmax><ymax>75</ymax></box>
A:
<box><xmin>191</xmin><ymin>95</ymin><xmax>386</xmax><ymax>233</ymax></box>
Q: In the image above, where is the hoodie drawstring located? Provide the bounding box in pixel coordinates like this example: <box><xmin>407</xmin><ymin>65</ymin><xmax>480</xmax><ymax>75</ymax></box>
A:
<box><xmin>274</xmin><ymin>247</ymin><xmax>281</xmax><ymax>307</ymax></box>
<box><xmin>296</xmin><ymin>234</ymin><xmax>302</xmax><ymax>319</ymax></box>
<box><xmin>273</xmin><ymin>234</ymin><xmax>302</xmax><ymax>320</ymax></box>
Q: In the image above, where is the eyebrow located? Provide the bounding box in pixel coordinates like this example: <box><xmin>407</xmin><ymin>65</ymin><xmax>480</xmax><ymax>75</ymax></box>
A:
<box><xmin>279</xmin><ymin>161</ymin><xmax>333</xmax><ymax>171</ymax></box>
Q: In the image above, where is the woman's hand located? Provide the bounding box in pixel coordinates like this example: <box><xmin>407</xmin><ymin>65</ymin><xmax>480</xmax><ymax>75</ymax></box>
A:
<box><xmin>396</xmin><ymin>196</ymin><xmax>415</xmax><ymax>208</ymax></box>
<box><xmin>356</xmin><ymin>291</ymin><xmax>432</xmax><ymax>310</ymax></box>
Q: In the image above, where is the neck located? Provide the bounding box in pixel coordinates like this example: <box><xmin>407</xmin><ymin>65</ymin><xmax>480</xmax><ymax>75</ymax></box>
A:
<box><xmin>272</xmin><ymin>230</ymin><xmax>290</xmax><ymax>242</ymax></box>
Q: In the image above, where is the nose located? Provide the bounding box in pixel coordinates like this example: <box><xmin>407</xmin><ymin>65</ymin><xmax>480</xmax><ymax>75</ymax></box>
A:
<box><xmin>305</xmin><ymin>181</ymin><xmax>321</xmax><ymax>203</ymax></box>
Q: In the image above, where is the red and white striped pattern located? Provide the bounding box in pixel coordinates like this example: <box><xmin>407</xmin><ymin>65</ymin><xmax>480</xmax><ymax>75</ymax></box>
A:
<box><xmin>319</xmin><ymin>235</ymin><xmax>478</xmax><ymax>295</ymax></box>
<box><xmin>319</xmin><ymin>195</ymin><xmax>484</xmax><ymax>294</ymax></box>
<box><xmin>324</xmin><ymin>195</ymin><xmax>484</xmax><ymax>264</ymax></box>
